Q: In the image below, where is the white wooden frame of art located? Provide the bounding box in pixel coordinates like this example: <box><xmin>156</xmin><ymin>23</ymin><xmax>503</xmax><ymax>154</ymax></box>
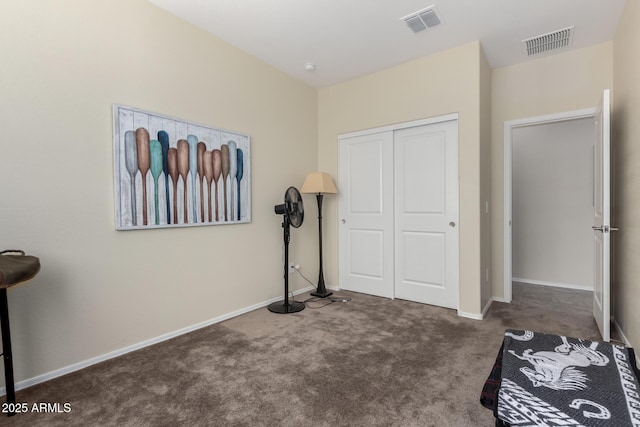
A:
<box><xmin>113</xmin><ymin>104</ymin><xmax>251</xmax><ymax>230</ymax></box>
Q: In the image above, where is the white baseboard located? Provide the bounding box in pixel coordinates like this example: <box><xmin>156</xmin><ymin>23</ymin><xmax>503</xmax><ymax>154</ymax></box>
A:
<box><xmin>461</xmin><ymin>297</ymin><xmax>498</xmax><ymax>320</ymax></box>
<box><xmin>613</xmin><ymin>318</ymin><xmax>639</xmax><ymax>359</ymax></box>
<box><xmin>613</xmin><ymin>318</ymin><xmax>632</xmax><ymax>346</ymax></box>
<box><xmin>492</xmin><ymin>296</ymin><xmax>510</xmax><ymax>303</ymax></box>
<box><xmin>612</xmin><ymin>317</ymin><xmax>640</xmax><ymax>367</ymax></box>
<box><xmin>458</xmin><ymin>310</ymin><xmax>484</xmax><ymax>320</ymax></box>
<box><xmin>458</xmin><ymin>297</ymin><xmax>498</xmax><ymax>320</ymax></box>
<box><xmin>512</xmin><ymin>277</ymin><xmax>592</xmax><ymax>291</ymax></box>
<box><xmin>481</xmin><ymin>298</ymin><xmax>493</xmax><ymax>318</ymax></box>
<box><xmin>1</xmin><ymin>286</ymin><xmax>315</xmax><ymax>396</ymax></box>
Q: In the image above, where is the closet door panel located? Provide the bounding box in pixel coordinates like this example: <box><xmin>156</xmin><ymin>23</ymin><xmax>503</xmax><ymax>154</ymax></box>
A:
<box><xmin>338</xmin><ymin>131</ymin><xmax>394</xmax><ymax>298</ymax></box>
<box><xmin>394</xmin><ymin>121</ymin><xmax>459</xmax><ymax>309</ymax></box>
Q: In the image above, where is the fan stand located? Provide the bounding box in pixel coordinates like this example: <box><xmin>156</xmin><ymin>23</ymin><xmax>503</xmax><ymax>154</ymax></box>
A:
<box><xmin>268</xmin><ymin>215</ymin><xmax>305</xmax><ymax>314</ymax></box>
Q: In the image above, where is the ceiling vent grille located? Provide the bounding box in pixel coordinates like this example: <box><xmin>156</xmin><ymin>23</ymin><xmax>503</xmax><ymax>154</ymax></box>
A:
<box><xmin>401</xmin><ymin>5</ymin><xmax>442</xmax><ymax>34</ymax></box>
<box><xmin>522</xmin><ymin>26</ymin><xmax>574</xmax><ymax>56</ymax></box>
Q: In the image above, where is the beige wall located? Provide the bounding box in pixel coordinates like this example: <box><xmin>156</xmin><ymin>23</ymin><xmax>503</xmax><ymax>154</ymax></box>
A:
<box><xmin>491</xmin><ymin>42</ymin><xmax>614</xmax><ymax>299</ymax></box>
<box><xmin>318</xmin><ymin>41</ymin><xmax>486</xmax><ymax>315</ymax></box>
<box><xmin>613</xmin><ymin>0</ymin><xmax>640</xmax><ymax>350</ymax></box>
<box><xmin>1</xmin><ymin>0</ymin><xmax>318</xmax><ymax>385</ymax></box>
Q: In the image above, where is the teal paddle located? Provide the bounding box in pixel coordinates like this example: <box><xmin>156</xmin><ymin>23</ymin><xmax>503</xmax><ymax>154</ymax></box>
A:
<box><xmin>150</xmin><ymin>140</ymin><xmax>163</xmax><ymax>225</ymax></box>
<box><xmin>158</xmin><ymin>131</ymin><xmax>171</xmax><ymax>223</ymax></box>
<box><xmin>221</xmin><ymin>145</ymin><xmax>230</xmax><ymax>221</ymax></box>
<box><xmin>168</xmin><ymin>148</ymin><xmax>179</xmax><ymax>224</ymax></box>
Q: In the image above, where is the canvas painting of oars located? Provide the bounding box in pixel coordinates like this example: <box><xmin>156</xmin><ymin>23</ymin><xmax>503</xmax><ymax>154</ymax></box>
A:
<box><xmin>113</xmin><ymin>104</ymin><xmax>251</xmax><ymax>230</ymax></box>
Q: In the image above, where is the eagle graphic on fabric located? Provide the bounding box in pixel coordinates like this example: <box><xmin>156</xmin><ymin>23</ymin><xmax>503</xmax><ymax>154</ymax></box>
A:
<box><xmin>497</xmin><ymin>330</ymin><xmax>640</xmax><ymax>426</ymax></box>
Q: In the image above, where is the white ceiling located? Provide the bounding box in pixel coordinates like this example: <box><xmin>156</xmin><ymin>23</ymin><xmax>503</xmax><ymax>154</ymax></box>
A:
<box><xmin>147</xmin><ymin>0</ymin><xmax>626</xmax><ymax>88</ymax></box>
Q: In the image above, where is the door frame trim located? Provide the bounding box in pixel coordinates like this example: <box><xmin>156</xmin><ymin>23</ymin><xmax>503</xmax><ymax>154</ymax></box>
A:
<box><xmin>503</xmin><ymin>107</ymin><xmax>596</xmax><ymax>302</ymax></box>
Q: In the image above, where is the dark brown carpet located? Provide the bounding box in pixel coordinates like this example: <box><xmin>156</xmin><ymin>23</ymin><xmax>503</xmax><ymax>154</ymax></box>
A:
<box><xmin>1</xmin><ymin>291</ymin><xmax>600</xmax><ymax>426</ymax></box>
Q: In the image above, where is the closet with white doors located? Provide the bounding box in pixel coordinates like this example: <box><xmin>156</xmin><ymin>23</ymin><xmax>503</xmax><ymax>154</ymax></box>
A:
<box><xmin>337</xmin><ymin>115</ymin><xmax>459</xmax><ymax>309</ymax></box>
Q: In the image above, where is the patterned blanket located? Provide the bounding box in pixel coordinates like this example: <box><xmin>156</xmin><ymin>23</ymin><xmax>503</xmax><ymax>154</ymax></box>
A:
<box><xmin>497</xmin><ymin>330</ymin><xmax>640</xmax><ymax>426</ymax></box>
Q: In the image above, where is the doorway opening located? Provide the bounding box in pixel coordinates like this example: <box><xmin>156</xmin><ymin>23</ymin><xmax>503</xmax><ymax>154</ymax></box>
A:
<box><xmin>504</xmin><ymin>108</ymin><xmax>596</xmax><ymax>304</ymax></box>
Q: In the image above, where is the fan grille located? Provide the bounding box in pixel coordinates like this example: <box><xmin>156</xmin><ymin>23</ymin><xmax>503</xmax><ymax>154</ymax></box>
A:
<box><xmin>285</xmin><ymin>187</ymin><xmax>304</xmax><ymax>228</ymax></box>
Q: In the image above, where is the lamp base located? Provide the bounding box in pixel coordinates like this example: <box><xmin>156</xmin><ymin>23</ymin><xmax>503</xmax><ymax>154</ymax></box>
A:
<box><xmin>310</xmin><ymin>289</ymin><xmax>333</xmax><ymax>298</ymax></box>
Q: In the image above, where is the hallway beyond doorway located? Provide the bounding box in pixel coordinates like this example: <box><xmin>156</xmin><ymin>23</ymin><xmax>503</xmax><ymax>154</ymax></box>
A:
<box><xmin>512</xmin><ymin>281</ymin><xmax>591</xmax><ymax>313</ymax></box>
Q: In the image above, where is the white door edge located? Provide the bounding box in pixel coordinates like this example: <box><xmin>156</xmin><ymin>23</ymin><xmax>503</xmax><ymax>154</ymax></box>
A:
<box><xmin>593</xmin><ymin>89</ymin><xmax>611</xmax><ymax>342</ymax></box>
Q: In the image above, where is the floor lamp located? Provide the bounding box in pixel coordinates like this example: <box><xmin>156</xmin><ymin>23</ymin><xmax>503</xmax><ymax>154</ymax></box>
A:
<box><xmin>301</xmin><ymin>172</ymin><xmax>338</xmax><ymax>298</ymax></box>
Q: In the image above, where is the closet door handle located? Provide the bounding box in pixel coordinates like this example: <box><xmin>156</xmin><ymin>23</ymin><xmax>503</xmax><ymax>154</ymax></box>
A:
<box><xmin>449</xmin><ymin>221</ymin><xmax>456</xmax><ymax>228</ymax></box>
<box><xmin>341</xmin><ymin>219</ymin><xmax>346</xmax><ymax>224</ymax></box>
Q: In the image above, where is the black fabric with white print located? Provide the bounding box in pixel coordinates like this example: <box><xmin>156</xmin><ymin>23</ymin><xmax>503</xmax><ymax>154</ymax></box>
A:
<box><xmin>496</xmin><ymin>329</ymin><xmax>640</xmax><ymax>426</ymax></box>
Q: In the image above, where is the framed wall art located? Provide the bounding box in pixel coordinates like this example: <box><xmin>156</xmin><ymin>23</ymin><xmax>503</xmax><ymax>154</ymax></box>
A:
<box><xmin>113</xmin><ymin>104</ymin><xmax>251</xmax><ymax>230</ymax></box>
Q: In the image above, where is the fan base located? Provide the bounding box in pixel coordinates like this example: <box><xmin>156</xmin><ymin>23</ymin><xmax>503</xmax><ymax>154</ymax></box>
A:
<box><xmin>267</xmin><ymin>300</ymin><xmax>305</xmax><ymax>314</ymax></box>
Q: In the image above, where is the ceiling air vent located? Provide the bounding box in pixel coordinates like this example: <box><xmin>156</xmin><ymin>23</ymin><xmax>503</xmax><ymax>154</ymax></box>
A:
<box><xmin>522</xmin><ymin>26</ymin><xmax>574</xmax><ymax>57</ymax></box>
<box><xmin>401</xmin><ymin>5</ymin><xmax>442</xmax><ymax>34</ymax></box>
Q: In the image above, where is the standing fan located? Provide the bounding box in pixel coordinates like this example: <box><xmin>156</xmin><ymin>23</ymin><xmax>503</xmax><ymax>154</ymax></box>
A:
<box><xmin>268</xmin><ymin>187</ymin><xmax>306</xmax><ymax>314</ymax></box>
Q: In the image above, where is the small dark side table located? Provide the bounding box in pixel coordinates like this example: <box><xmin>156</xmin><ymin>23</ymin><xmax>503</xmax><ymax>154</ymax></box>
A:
<box><xmin>0</xmin><ymin>250</ymin><xmax>40</xmax><ymax>416</ymax></box>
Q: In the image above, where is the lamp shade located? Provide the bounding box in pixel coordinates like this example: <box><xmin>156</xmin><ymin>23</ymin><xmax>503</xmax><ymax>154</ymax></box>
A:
<box><xmin>300</xmin><ymin>172</ymin><xmax>338</xmax><ymax>194</ymax></box>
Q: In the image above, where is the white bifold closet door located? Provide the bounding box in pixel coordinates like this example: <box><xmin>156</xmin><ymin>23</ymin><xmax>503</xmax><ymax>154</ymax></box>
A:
<box><xmin>338</xmin><ymin>118</ymin><xmax>459</xmax><ymax>309</ymax></box>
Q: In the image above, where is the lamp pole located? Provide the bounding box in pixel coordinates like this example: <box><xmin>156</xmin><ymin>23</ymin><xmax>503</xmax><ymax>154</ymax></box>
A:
<box><xmin>311</xmin><ymin>193</ymin><xmax>332</xmax><ymax>298</ymax></box>
<box><xmin>301</xmin><ymin>172</ymin><xmax>337</xmax><ymax>298</ymax></box>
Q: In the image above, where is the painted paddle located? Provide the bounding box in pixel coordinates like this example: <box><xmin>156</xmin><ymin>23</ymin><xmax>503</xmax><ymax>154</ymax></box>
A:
<box><xmin>124</xmin><ymin>130</ymin><xmax>138</xmax><ymax>226</ymax></box>
<box><xmin>221</xmin><ymin>144</ymin><xmax>230</xmax><ymax>221</ymax></box>
<box><xmin>167</xmin><ymin>148</ymin><xmax>179</xmax><ymax>224</ymax></box>
<box><xmin>203</xmin><ymin>151</ymin><xmax>214</xmax><ymax>222</ymax></box>
<box><xmin>197</xmin><ymin>142</ymin><xmax>206</xmax><ymax>223</ymax></box>
<box><xmin>228</xmin><ymin>141</ymin><xmax>237</xmax><ymax>221</ymax></box>
<box><xmin>212</xmin><ymin>149</ymin><xmax>222</xmax><ymax>222</ymax></box>
<box><xmin>236</xmin><ymin>148</ymin><xmax>243</xmax><ymax>221</ymax></box>
<box><xmin>135</xmin><ymin>128</ymin><xmax>151</xmax><ymax>226</ymax></box>
<box><xmin>150</xmin><ymin>140</ymin><xmax>163</xmax><ymax>225</ymax></box>
<box><xmin>177</xmin><ymin>139</ymin><xmax>190</xmax><ymax>224</ymax></box>
<box><xmin>187</xmin><ymin>135</ymin><xmax>198</xmax><ymax>222</ymax></box>
<box><xmin>158</xmin><ymin>131</ymin><xmax>171</xmax><ymax>224</ymax></box>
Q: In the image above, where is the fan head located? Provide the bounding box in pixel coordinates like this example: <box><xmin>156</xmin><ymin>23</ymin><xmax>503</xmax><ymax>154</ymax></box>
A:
<box><xmin>285</xmin><ymin>187</ymin><xmax>304</xmax><ymax>228</ymax></box>
<box><xmin>274</xmin><ymin>186</ymin><xmax>304</xmax><ymax>228</ymax></box>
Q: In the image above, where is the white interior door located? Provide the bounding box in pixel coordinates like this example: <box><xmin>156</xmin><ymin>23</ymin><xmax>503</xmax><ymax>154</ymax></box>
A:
<box><xmin>394</xmin><ymin>121</ymin><xmax>459</xmax><ymax>309</ymax></box>
<box><xmin>593</xmin><ymin>89</ymin><xmax>611</xmax><ymax>342</ymax></box>
<box><xmin>338</xmin><ymin>131</ymin><xmax>394</xmax><ymax>298</ymax></box>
